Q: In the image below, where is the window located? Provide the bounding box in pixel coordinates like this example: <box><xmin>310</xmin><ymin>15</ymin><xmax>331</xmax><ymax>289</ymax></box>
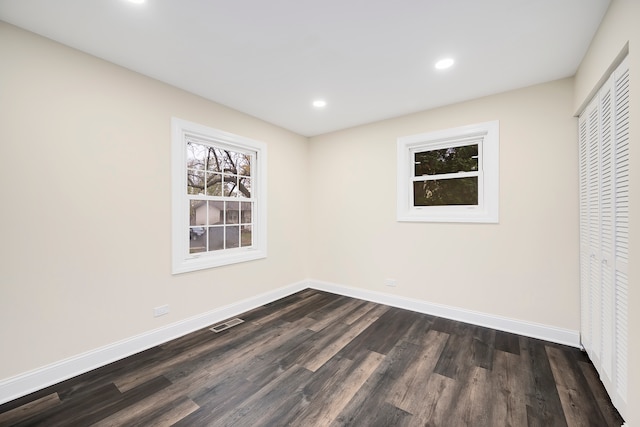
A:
<box><xmin>172</xmin><ymin>118</ymin><xmax>267</xmax><ymax>273</ymax></box>
<box><xmin>397</xmin><ymin>120</ymin><xmax>499</xmax><ymax>223</ymax></box>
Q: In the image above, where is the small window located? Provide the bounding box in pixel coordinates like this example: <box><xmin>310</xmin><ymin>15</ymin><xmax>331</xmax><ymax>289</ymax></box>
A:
<box><xmin>172</xmin><ymin>118</ymin><xmax>267</xmax><ymax>273</ymax></box>
<box><xmin>397</xmin><ymin>121</ymin><xmax>499</xmax><ymax>223</ymax></box>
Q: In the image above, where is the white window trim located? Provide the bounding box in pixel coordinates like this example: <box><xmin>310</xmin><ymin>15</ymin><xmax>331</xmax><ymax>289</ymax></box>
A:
<box><xmin>171</xmin><ymin>118</ymin><xmax>267</xmax><ymax>274</ymax></box>
<box><xmin>397</xmin><ymin>120</ymin><xmax>499</xmax><ymax>223</ymax></box>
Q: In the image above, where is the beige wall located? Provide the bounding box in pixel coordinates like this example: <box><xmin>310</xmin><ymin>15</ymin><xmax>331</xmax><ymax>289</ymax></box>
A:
<box><xmin>308</xmin><ymin>78</ymin><xmax>579</xmax><ymax>329</ymax></box>
<box><xmin>0</xmin><ymin>22</ymin><xmax>309</xmax><ymax>379</ymax></box>
<box><xmin>574</xmin><ymin>0</ymin><xmax>640</xmax><ymax>424</ymax></box>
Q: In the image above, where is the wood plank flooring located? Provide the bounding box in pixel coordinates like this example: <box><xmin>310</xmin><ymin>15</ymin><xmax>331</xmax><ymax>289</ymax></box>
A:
<box><xmin>0</xmin><ymin>289</ymin><xmax>624</xmax><ymax>426</ymax></box>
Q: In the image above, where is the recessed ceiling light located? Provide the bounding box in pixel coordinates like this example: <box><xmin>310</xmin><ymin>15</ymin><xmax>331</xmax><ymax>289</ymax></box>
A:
<box><xmin>312</xmin><ymin>99</ymin><xmax>327</xmax><ymax>108</ymax></box>
<box><xmin>435</xmin><ymin>58</ymin><xmax>455</xmax><ymax>70</ymax></box>
<box><xmin>127</xmin><ymin>0</ymin><xmax>145</xmax><ymax>4</ymax></box>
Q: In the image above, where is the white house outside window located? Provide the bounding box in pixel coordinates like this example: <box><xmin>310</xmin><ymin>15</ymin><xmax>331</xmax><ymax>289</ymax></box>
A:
<box><xmin>397</xmin><ymin>120</ymin><xmax>499</xmax><ymax>223</ymax></box>
<box><xmin>172</xmin><ymin>118</ymin><xmax>267</xmax><ymax>273</ymax></box>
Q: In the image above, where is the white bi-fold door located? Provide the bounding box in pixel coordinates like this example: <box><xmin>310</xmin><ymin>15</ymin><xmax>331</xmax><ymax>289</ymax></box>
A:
<box><xmin>578</xmin><ymin>55</ymin><xmax>629</xmax><ymax>418</ymax></box>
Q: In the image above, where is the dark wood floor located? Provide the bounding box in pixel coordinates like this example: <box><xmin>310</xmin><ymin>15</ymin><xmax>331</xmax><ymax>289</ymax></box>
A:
<box><xmin>0</xmin><ymin>289</ymin><xmax>624</xmax><ymax>426</ymax></box>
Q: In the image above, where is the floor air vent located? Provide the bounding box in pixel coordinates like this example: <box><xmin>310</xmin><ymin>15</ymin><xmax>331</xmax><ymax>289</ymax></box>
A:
<box><xmin>210</xmin><ymin>318</ymin><xmax>245</xmax><ymax>333</ymax></box>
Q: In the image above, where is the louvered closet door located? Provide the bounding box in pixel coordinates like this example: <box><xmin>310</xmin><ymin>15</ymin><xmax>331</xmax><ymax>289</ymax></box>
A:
<box><xmin>613</xmin><ymin>57</ymin><xmax>629</xmax><ymax>403</ymax></box>
<box><xmin>599</xmin><ymin>75</ymin><xmax>614</xmax><ymax>379</ymax></box>
<box><xmin>578</xmin><ymin>105</ymin><xmax>591</xmax><ymax>353</ymax></box>
<box><xmin>578</xmin><ymin>56</ymin><xmax>629</xmax><ymax>417</ymax></box>
<box><xmin>579</xmin><ymin>93</ymin><xmax>602</xmax><ymax>364</ymax></box>
<box><xmin>588</xmin><ymin>94</ymin><xmax>602</xmax><ymax>364</ymax></box>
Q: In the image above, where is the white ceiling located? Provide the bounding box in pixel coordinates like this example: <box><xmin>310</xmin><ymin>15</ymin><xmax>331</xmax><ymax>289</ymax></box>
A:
<box><xmin>0</xmin><ymin>0</ymin><xmax>610</xmax><ymax>136</ymax></box>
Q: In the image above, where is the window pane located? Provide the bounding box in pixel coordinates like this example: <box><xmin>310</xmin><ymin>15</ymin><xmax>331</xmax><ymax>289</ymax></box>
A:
<box><xmin>189</xmin><ymin>228</ymin><xmax>206</xmax><ymax>253</ymax></box>
<box><xmin>187</xmin><ymin>170</ymin><xmax>205</xmax><ymax>195</ymax></box>
<box><xmin>236</xmin><ymin>153</ymin><xmax>251</xmax><ymax>176</ymax></box>
<box><xmin>205</xmin><ymin>172</ymin><xmax>222</xmax><ymax>196</ymax></box>
<box><xmin>190</xmin><ymin>200</ymin><xmax>206</xmax><ymax>226</ymax></box>
<box><xmin>209</xmin><ymin>201</ymin><xmax>223</xmax><ymax>225</ymax></box>
<box><xmin>220</xmin><ymin>150</ymin><xmax>251</xmax><ymax>175</ymax></box>
<box><xmin>208</xmin><ymin>226</ymin><xmax>224</xmax><ymax>251</ymax></box>
<box><xmin>223</xmin><ymin>175</ymin><xmax>238</xmax><ymax>197</ymax></box>
<box><xmin>226</xmin><ymin>201</ymin><xmax>239</xmax><ymax>224</ymax></box>
<box><xmin>221</xmin><ymin>150</ymin><xmax>235</xmax><ymax>172</ymax></box>
<box><xmin>187</xmin><ymin>142</ymin><xmax>207</xmax><ymax>170</ymax></box>
<box><xmin>240</xmin><ymin>225</ymin><xmax>252</xmax><ymax>247</ymax></box>
<box><xmin>205</xmin><ymin>147</ymin><xmax>224</xmax><ymax>172</ymax></box>
<box><xmin>226</xmin><ymin>225</ymin><xmax>240</xmax><ymax>249</ymax></box>
<box><xmin>413</xmin><ymin>177</ymin><xmax>478</xmax><ymax>206</ymax></box>
<box><xmin>414</xmin><ymin>144</ymin><xmax>478</xmax><ymax>176</ymax></box>
<box><xmin>241</xmin><ymin>202</ymin><xmax>252</xmax><ymax>224</ymax></box>
<box><xmin>238</xmin><ymin>177</ymin><xmax>251</xmax><ymax>198</ymax></box>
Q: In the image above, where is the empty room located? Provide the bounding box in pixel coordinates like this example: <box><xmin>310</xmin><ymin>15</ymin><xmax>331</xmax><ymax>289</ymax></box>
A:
<box><xmin>0</xmin><ymin>0</ymin><xmax>638</xmax><ymax>426</ymax></box>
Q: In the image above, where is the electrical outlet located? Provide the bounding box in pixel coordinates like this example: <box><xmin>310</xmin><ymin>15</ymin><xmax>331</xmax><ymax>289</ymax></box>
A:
<box><xmin>153</xmin><ymin>304</ymin><xmax>169</xmax><ymax>317</ymax></box>
<box><xmin>384</xmin><ymin>278</ymin><xmax>397</xmax><ymax>287</ymax></box>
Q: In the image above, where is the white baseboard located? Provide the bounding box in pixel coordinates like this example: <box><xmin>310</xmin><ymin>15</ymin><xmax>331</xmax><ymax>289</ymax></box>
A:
<box><xmin>309</xmin><ymin>280</ymin><xmax>581</xmax><ymax>348</ymax></box>
<box><xmin>0</xmin><ymin>280</ymin><xmax>309</xmax><ymax>405</ymax></box>
<box><xmin>1</xmin><ymin>278</ymin><xmax>580</xmax><ymax>406</ymax></box>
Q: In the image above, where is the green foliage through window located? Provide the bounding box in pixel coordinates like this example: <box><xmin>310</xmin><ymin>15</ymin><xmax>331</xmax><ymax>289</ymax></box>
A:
<box><xmin>413</xmin><ymin>144</ymin><xmax>479</xmax><ymax>206</ymax></box>
<box><xmin>413</xmin><ymin>178</ymin><xmax>478</xmax><ymax>206</ymax></box>
<box><xmin>414</xmin><ymin>144</ymin><xmax>478</xmax><ymax>176</ymax></box>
